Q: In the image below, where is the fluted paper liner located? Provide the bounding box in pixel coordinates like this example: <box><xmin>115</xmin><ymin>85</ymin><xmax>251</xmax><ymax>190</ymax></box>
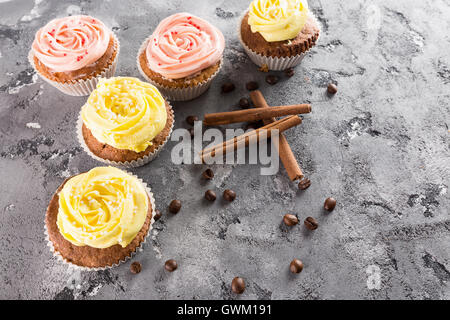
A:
<box><xmin>29</xmin><ymin>33</ymin><xmax>120</xmax><ymax>96</ymax></box>
<box><xmin>238</xmin><ymin>13</ymin><xmax>321</xmax><ymax>71</ymax></box>
<box><xmin>137</xmin><ymin>35</ymin><xmax>222</xmax><ymax>101</ymax></box>
<box><xmin>76</xmin><ymin>103</ymin><xmax>174</xmax><ymax>168</ymax></box>
<box><xmin>44</xmin><ymin>171</ymin><xmax>156</xmax><ymax>271</ymax></box>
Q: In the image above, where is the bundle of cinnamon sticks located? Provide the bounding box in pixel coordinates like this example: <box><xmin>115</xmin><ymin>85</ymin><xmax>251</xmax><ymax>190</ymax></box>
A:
<box><xmin>201</xmin><ymin>90</ymin><xmax>310</xmax><ymax>181</ymax></box>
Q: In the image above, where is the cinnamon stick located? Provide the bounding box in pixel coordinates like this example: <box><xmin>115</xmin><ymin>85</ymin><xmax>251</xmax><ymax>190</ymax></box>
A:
<box><xmin>203</xmin><ymin>104</ymin><xmax>311</xmax><ymax>126</ymax></box>
<box><xmin>250</xmin><ymin>90</ymin><xmax>304</xmax><ymax>181</ymax></box>
<box><xmin>201</xmin><ymin>115</ymin><xmax>302</xmax><ymax>163</ymax></box>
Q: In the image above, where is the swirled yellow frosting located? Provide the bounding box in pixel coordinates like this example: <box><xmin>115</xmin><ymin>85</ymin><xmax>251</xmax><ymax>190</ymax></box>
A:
<box><xmin>81</xmin><ymin>77</ymin><xmax>167</xmax><ymax>152</ymax></box>
<box><xmin>248</xmin><ymin>0</ymin><xmax>309</xmax><ymax>42</ymax></box>
<box><xmin>56</xmin><ymin>166</ymin><xmax>149</xmax><ymax>249</ymax></box>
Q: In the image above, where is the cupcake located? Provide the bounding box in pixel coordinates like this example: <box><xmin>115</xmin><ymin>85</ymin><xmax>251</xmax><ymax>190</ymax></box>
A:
<box><xmin>239</xmin><ymin>0</ymin><xmax>320</xmax><ymax>70</ymax></box>
<box><xmin>29</xmin><ymin>15</ymin><xmax>119</xmax><ymax>96</ymax></box>
<box><xmin>78</xmin><ymin>77</ymin><xmax>174</xmax><ymax>167</ymax></box>
<box><xmin>137</xmin><ymin>12</ymin><xmax>225</xmax><ymax>101</ymax></box>
<box><xmin>45</xmin><ymin>166</ymin><xmax>155</xmax><ymax>269</ymax></box>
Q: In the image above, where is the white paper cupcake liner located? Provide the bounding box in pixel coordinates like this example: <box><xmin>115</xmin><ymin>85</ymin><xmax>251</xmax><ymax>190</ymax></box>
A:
<box><xmin>44</xmin><ymin>171</ymin><xmax>156</xmax><ymax>271</ymax></box>
<box><xmin>238</xmin><ymin>13</ymin><xmax>321</xmax><ymax>71</ymax></box>
<box><xmin>76</xmin><ymin>104</ymin><xmax>174</xmax><ymax>168</ymax></box>
<box><xmin>136</xmin><ymin>35</ymin><xmax>222</xmax><ymax>101</ymax></box>
<box><xmin>29</xmin><ymin>33</ymin><xmax>120</xmax><ymax>96</ymax></box>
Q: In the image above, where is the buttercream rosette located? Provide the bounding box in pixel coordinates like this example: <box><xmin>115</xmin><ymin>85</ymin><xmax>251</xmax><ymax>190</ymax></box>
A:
<box><xmin>238</xmin><ymin>0</ymin><xmax>320</xmax><ymax>70</ymax></box>
<box><xmin>78</xmin><ymin>77</ymin><xmax>174</xmax><ymax>167</ymax></box>
<box><xmin>44</xmin><ymin>167</ymin><xmax>155</xmax><ymax>270</ymax></box>
<box><xmin>137</xmin><ymin>12</ymin><xmax>225</xmax><ymax>101</ymax></box>
<box><xmin>29</xmin><ymin>15</ymin><xmax>119</xmax><ymax>96</ymax></box>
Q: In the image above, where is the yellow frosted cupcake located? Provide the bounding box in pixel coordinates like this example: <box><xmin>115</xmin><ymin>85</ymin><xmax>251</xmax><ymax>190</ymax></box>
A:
<box><xmin>239</xmin><ymin>0</ymin><xmax>320</xmax><ymax>70</ymax></box>
<box><xmin>78</xmin><ymin>77</ymin><xmax>174</xmax><ymax>167</ymax></box>
<box><xmin>45</xmin><ymin>166</ymin><xmax>155</xmax><ymax>269</ymax></box>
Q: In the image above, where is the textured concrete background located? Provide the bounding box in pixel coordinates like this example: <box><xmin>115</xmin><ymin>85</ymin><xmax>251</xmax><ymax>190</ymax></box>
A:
<box><xmin>0</xmin><ymin>0</ymin><xmax>449</xmax><ymax>300</ymax></box>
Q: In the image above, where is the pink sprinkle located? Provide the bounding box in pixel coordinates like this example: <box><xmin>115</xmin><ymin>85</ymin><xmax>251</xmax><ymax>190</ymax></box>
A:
<box><xmin>187</xmin><ymin>17</ymin><xmax>192</xmax><ymax>20</ymax></box>
<box><xmin>64</xmin><ymin>53</ymin><xmax>67</xmax><ymax>56</ymax></box>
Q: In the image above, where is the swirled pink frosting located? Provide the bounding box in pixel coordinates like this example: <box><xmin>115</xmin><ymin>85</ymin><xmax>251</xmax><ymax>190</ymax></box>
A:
<box><xmin>145</xmin><ymin>13</ymin><xmax>225</xmax><ymax>79</ymax></box>
<box><xmin>32</xmin><ymin>15</ymin><xmax>111</xmax><ymax>72</ymax></box>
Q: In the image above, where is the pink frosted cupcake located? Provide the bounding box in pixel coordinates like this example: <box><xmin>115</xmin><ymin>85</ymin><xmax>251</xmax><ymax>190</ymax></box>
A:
<box><xmin>137</xmin><ymin>12</ymin><xmax>225</xmax><ymax>101</ymax></box>
<box><xmin>29</xmin><ymin>15</ymin><xmax>119</xmax><ymax>96</ymax></box>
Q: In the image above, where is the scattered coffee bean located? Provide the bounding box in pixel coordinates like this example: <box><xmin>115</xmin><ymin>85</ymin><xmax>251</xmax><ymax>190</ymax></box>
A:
<box><xmin>169</xmin><ymin>200</ymin><xmax>181</xmax><ymax>214</ymax></box>
<box><xmin>246</xmin><ymin>81</ymin><xmax>259</xmax><ymax>91</ymax></box>
<box><xmin>222</xmin><ymin>82</ymin><xmax>235</xmax><ymax>93</ymax></box>
<box><xmin>231</xmin><ymin>277</ymin><xmax>245</xmax><ymax>294</ymax></box>
<box><xmin>223</xmin><ymin>189</ymin><xmax>236</xmax><ymax>202</ymax></box>
<box><xmin>283</xmin><ymin>214</ymin><xmax>299</xmax><ymax>226</ymax></box>
<box><xmin>266</xmin><ymin>74</ymin><xmax>279</xmax><ymax>85</ymax></box>
<box><xmin>130</xmin><ymin>261</ymin><xmax>142</xmax><ymax>274</ymax></box>
<box><xmin>239</xmin><ymin>97</ymin><xmax>250</xmax><ymax>108</ymax></box>
<box><xmin>290</xmin><ymin>259</ymin><xmax>304</xmax><ymax>274</ymax></box>
<box><xmin>304</xmin><ymin>216</ymin><xmax>318</xmax><ymax>230</ymax></box>
<box><xmin>202</xmin><ymin>168</ymin><xmax>214</xmax><ymax>180</ymax></box>
<box><xmin>298</xmin><ymin>178</ymin><xmax>311</xmax><ymax>190</ymax></box>
<box><xmin>285</xmin><ymin>68</ymin><xmax>295</xmax><ymax>77</ymax></box>
<box><xmin>327</xmin><ymin>83</ymin><xmax>338</xmax><ymax>94</ymax></box>
<box><xmin>188</xmin><ymin>127</ymin><xmax>195</xmax><ymax>138</ymax></box>
<box><xmin>324</xmin><ymin>197</ymin><xmax>337</xmax><ymax>211</ymax></box>
<box><xmin>164</xmin><ymin>259</ymin><xmax>178</xmax><ymax>272</ymax></box>
<box><xmin>205</xmin><ymin>190</ymin><xmax>217</xmax><ymax>201</ymax></box>
<box><xmin>153</xmin><ymin>209</ymin><xmax>162</xmax><ymax>221</ymax></box>
<box><xmin>186</xmin><ymin>115</ymin><xmax>198</xmax><ymax>126</ymax></box>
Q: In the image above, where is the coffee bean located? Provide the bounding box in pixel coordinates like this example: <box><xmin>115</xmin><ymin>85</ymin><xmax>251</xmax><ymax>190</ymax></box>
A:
<box><xmin>246</xmin><ymin>81</ymin><xmax>259</xmax><ymax>91</ymax></box>
<box><xmin>169</xmin><ymin>200</ymin><xmax>181</xmax><ymax>214</ymax></box>
<box><xmin>266</xmin><ymin>75</ymin><xmax>279</xmax><ymax>85</ymax></box>
<box><xmin>298</xmin><ymin>178</ymin><xmax>311</xmax><ymax>190</ymax></box>
<box><xmin>188</xmin><ymin>127</ymin><xmax>195</xmax><ymax>138</ymax></box>
<box><xmin>304</xmin><ymin>216</ymin><xmax>318</xmax><ymax>230</ymax></box>
<box><xmin>283</xmin><ymin>214</ymin><xmax>298</xmax><ymax>226</ymax></box>
<box><xmin>289</xmin><ymin>259</ymin><xmax>304</xmax><ymax>274</ymax></box>
<box><xmin>202</xmin><ymin>168</ymin><xmax>214</xmax><ymax>180</ymax></box>
<box><xmin>222</xmin><ymin>82</ymin><xmax>235</xmax><ymax>93</ymax></box>
<box><xmin>186</xmin><ymin>115</ymin><xmax>198</xmax><ymax>126</ymax></box>
<box><xmin>327</xmin><ymin>83</ymin><xmax>338</xmax><ymax>94</ymax></box>
<box><xmin>324</xmin><ymin>197</ymin><xmax>337</xmax><ymax>211</ymax></box>
<box><xmin>285</xmin><ymin>68</ymin><xmax>295</xmax><ymax>77</ymax></box>
<box><xmin>223</xmin><ymin>189</ymin><xmax>236</xmax><ymax>202</ymax></box>
<box><xmin>231</xmin><ymin>277</ymin><xmax>245</xmax><ymax>294</ymax></box>
<box><xmin>164</xmin><ymin>259</ymin><xmax>178</xmax><ymax>272</ymax></box>
<box><xmin>239</xmin><ymin>98</ymin><xmax>250</xmax><ymax>108</ymax></box>
<box><xmin>130</xmin><ymin>261</ymin><xmax>142</xmax><ymax>274</ymax></box>
<box><xmin>153</xmin><ymin>209</ymin><xmax>162</xmax><ymax>221</ymax></box>
<box><xmin>205</xmin><ymin>190</ymin><xmax>217</xmax><ymax>201</ymax></box>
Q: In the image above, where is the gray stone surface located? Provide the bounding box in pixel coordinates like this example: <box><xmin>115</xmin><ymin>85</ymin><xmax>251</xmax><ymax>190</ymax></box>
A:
<box><xmin>0</xmin><ymin>0</ymin><xmax>449</xmax><ymax>300</ymax></box>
